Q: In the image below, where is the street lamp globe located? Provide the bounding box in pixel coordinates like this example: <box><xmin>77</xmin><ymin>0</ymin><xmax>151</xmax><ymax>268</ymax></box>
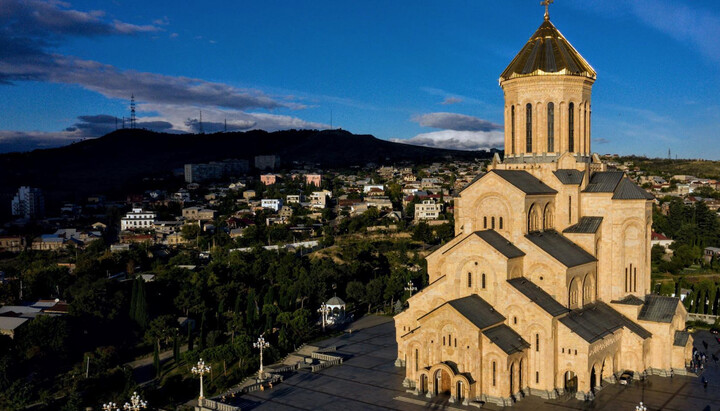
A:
<box><xmin>191</xmin><ymin>358</ymin><xmax>212</xmax><ymax>400</ymax></box>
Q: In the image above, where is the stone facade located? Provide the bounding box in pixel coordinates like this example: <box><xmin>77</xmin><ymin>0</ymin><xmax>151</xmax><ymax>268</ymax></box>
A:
<box><xmin>394</xmin><ymin>12</ymin><xmax>692</xmax><ymax>406</ymax></box>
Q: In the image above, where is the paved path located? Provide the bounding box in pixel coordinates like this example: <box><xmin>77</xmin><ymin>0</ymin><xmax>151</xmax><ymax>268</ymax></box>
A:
<box><xmin>216</xmin><ymin>318</ymin><xmax>720</xmax><ymax>410</ymax></box>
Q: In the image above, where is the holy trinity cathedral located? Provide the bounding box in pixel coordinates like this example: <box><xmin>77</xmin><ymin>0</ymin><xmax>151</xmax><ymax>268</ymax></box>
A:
<box><xmin>394</xmin><ymin>7</ymin><xmax>693</xmax><ymax>406</ymax></box>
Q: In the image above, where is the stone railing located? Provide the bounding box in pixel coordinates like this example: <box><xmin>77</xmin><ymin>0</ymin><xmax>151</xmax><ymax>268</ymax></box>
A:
<box><xmin>311</xmin><ymin>352</ymin><xmax>342</xmax><ymax>362</ymax></box>
<box><xmin>687</xmin><ymin>313</ymin><xmax>718</xmax><ymax>325</ymax></box>
<box><xmin>198</xmin><ymin>398</ymin><xmax>240</xmax><ymax>411</ymax></box>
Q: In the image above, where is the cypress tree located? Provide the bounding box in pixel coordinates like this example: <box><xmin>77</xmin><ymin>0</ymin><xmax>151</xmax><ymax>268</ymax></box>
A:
<box><xmin>188</xmin><ymin>322</ymin><xmax>194</xmax><ymax>351</ymax></box>
<box><xmin>129</xmin><ymin>277</ymin><xmax>138</xmax><ymax>322</ymax></box>
<box><xmin>135</xmin><ymin>277</ymin><xmax>148</xmax><ymax>328</ymax></box>
<box><xmin>199</xmin><ymin>311</ymin><xmax>206</xmax><ymax>350</ymax></box>
<box><xmin>173</xmin><ymin>331</ymin><xmax>180</xmax><ymax>362</ymax></box>
<box><xmin>153</xmin><ymin>341</ymin><xmax>161</xmax><ymax>378</ymax></box>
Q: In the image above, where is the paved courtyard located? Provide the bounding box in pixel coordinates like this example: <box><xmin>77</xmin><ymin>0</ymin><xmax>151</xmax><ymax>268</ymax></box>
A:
<box><xmin>229</xmin><ymin>316</ymin><xmax>720</xmax><ymax>410</ymax></box>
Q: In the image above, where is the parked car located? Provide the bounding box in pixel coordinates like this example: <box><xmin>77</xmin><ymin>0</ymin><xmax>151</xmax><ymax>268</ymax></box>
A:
<box><xmin>619</xmin><ymin>371</ymin><xmax>634</xmax><ymax>385</ymax></box>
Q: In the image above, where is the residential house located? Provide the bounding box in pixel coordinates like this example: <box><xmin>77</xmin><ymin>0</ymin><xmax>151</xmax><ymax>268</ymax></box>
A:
<box><xmin>261</xmin><ymin>199</ymin><xmax>283</xmax><ymax>212</ymax></box>
<box><xmin>414</xmin><ymin>199</ymin><xmax>443</xmax><ymax>221</ymax></box>
<box><xmin>121</xmin><ymin>208</ymin><xmax>157</xmax><ymax>231</ymax></box>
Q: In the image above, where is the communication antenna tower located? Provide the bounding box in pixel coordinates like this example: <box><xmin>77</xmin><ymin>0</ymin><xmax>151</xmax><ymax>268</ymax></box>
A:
<box><xmin>130</xmin><ymin>94</ymin><xmax>137</xmax><ymax>129</ymax></box>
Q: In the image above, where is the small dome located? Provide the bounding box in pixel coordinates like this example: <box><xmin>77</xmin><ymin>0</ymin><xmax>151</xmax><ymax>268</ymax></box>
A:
<box><xmin>326</xmin><ymin>296</ymin><xmax>346</xmax><ymax>306</ymax></box>
<box><xmin>500</xmin><ymin>19</ymin><xmax>596</xmax><ymax>82</ymax></box>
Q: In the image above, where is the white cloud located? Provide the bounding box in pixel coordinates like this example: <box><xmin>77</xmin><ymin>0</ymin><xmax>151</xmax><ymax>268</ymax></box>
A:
<box><xmin>394</xmin><ymin>130</ymin><xmax>503</xmax><ymax>151</ymax></box>
<box><xmin>412</xmin><ymin>112</ymin><xmax>502</xmax><ymax>132</ymax></box>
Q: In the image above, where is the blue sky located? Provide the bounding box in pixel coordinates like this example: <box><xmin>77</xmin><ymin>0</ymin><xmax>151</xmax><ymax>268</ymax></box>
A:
<box><xmin>1</xmin><ymin>0</ymin><xmax>719</xmax><ymax>158</ymax></box>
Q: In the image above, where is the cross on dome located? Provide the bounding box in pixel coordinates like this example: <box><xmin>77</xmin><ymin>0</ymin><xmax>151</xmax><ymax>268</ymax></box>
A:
<box><xmin>541</xmin><ymin>0</ymin><xmax>554</xmax><ymax>20</ymax></box>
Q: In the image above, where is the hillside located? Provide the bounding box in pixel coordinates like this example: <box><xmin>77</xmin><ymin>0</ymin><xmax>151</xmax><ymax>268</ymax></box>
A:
<box><xmin>0</xmin><ymin>129</ymin><xmax>493</xmax><ymax>203</ymax></box>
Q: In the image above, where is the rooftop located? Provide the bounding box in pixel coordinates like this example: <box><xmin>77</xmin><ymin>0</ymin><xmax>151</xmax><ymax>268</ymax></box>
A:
<box><xmin>525</xmin><ymin>230</ymin><xmax>597</xmax><ymax>268</ymax></box>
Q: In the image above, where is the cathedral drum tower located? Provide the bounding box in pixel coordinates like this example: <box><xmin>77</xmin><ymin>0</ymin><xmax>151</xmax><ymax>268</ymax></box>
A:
<box><xmin>394</xmin><ymin>4</ymin><xmax>693</xmax><ymax>406</ymax></box>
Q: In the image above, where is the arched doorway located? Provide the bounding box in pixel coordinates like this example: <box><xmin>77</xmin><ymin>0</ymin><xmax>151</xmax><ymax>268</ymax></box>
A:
<box><xmin>456</xmin><ymin>381</ymin><xmax>464</xmax><ymax>402</ymax></box>
<box><xmin>509</xmin><ymin>363</ymin><xmax>515</xmax><ymax>394</ymax></box>
<box><xmin>434</xmin><ymin>369</ymin><xmax>450</xmax><ymax>395</ymax></box>
<box><xmin>564</xmin><ymin>371</ymin><xmax>577</xmax><ymax>393</ymax></box>
<box><xmin>590</xmin><ymin>366</ymin><xmax>597</xmax><ymax>393</ymax></box>
<box><xmin>420</xmin><ymin>374</ymin><xmax>428</xmax><ymax>393</ymax></box>
<box><xmin>519</xmin><ymin>360</ymin><xmax>523</xmax><ymax>391</ymax></box>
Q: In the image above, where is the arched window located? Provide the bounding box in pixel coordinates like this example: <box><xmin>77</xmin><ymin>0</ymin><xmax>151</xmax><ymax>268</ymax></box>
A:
<box><xmin>443</xmin><ymin>336</ymin><xmax>446</xmax><ymax>345</ymax></box>
<box><xmin>625</xmin><ymin>268</ymin><xmax>628</xmax><ymax>292</ymax></box>
<box><xmin>568</xmin><ymin>103</ymin><xmax>575</xmax><ymax>152</ymax></box>
<box><xmin>535</xmin><ymin>333</ymin><xmax>539</xmax><ymax>352</ymax></box>
<box><xmin>547</xmin><ymin>102</ymin><xmax>555</xmax><ymax>152</ymax></box>
<box><xmin>483</xmin><ymin>216</ymin><xmax>487</xmax><ymax>229</ymax></box>
<box><xmin>482</xmin><ymin>273</ymin><xmax>486</xmax><ymax>289</ymax></box>
<box><xmin>511</xmin><ymin>106</ymin><xmax>515</xmax><ymax>154</ymax></box>
<box><xmin>584</xmin><ymin>105</ymin><xmax>587</xmax><ymax>149</ymax></box>
<box><xmin>415</xmin><ymin>349</ymin><xmax>418</xmax><ymax>372</ymax></box>
<box><xmin>499</xmin><ymin>217</ymin><xmax>503</xmax><ymax>230</ymax></box>
<box><xmin>491</xmin><ymin>216</ymin><xmax>495</xmax><ymax>229</ymax></box>
<box><xmin>492</xmin><ymin>361</ymin><xmax>497</xmax><ymax>386</ymax></box>
<box><xmin>526</xmin><ymin>103</ymin><xmax>533</xmax><ymax>152</ymax></box>
<box><xmin>467</xmin><ymin>272</ymin><xmax>472</xmax><ymax>288</ymax></box>
<box><xmin>634</xmin><ymin>267</ymin><xmax>637</xmax><ymax>292</ymax></box>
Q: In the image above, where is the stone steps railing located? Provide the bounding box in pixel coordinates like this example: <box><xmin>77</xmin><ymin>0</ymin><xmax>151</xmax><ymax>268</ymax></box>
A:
<box><xmin>198</xmin><ymin>398</ymin><xmax>240</xmax><ymax>411</ymax></box>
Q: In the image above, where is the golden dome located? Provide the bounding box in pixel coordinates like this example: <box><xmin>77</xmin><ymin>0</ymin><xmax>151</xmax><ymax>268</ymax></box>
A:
<box><xmin>500</xmin><ymin>19</ymin><xmax>596</xmax><ymax>82</ymax></box>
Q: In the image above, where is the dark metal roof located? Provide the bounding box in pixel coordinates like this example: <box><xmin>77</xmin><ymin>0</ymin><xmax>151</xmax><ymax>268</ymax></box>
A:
<box><xmin>508</xmin><ymin>277</ymin><xmax>569</xmax><ymax>317</ymax></box>
<box><xmin>525</xmin><ymin>230</ymin><xmax>597</xmax><ymax>268</ymax></box>
<box><xmin>474</xmin><ymin>230</ymin><xmax>526</xmax><ymax>259</ymax></box>
<box><xmin>611</xmin><ymin>295</ymin><xmax>645</xmax><ymax>306</ymax></box>
<box><xmin>419</xmin><ymin>294</ymin><xmax>505</xmax><ymax>330</ymax></box>
<box><xmin>553</xmin><ymin>169</ymin><xmax>584</xmax><ymax>185</ymax></box>
<box><xmin>500</xmin><ymin>19</ymin><xmax>596</xmax><ymax>82</ymax></box>
<box><xmin>674</xmin><ymin>330</ymin><xmax>690</xmax><ymax>347</ymax></box>
<box><xmin>483</xmin><ymin>324</ymin><xmax>530</xmax><ymax>355</ymax></box>
<box><xmin>612</xmin><ymin>178</ymin><xmax>654</xmax><ymax>200</ymax></box>
<box><xmin>559</xmin><ymin>302</ymin><xmax>651</xmax><ymax>343</ymax></box>
<box><xmin>638</xmin><ymin>295</ymin><xmax>680</xmax><ymax>323</ymax></box>
<box><xmin>563</xmin><ymin>216</ymin><xmax>603</xmax><ymax>234</ymax></box>
<box><xmin>584</xmin><ymin>171</ymin><xmax>624</xmax><ymax>193</ymax></box>
<box><xmin>490</xmin><ymin>170</ymin><xmax>557</xmax><ymax>195</ymax></box>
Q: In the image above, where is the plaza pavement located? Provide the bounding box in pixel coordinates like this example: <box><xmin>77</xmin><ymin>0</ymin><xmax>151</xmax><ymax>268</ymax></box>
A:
<box><xmin>228</xmin><ymin>316</ymin><xmax>720</xmax><ymax>410</ymax></box>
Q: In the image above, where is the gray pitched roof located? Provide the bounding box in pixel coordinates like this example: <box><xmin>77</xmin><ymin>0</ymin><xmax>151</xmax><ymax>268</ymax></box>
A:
<box><xmin>612</xmin><ymin>178</ymin><xmax>654</xmax><ymax>200</ymax></box>
<box><xmin>559</xmin><ymin>302</ymin><xmax>651</xmax><ymax>343</ymax></box>
<box><xmin>474</xmin><ymin>230</ymin><xmax>525</xmax><ymax>259</ymax></box>
<box><xmin>490</xmin><ymin>170</ymin><xmax>557</xmax><ymax>195</ymax></box>
<box><xmin>638</xmin><ymin>295</ymin><xmax>680</xmax><ymax>323</ymax></box>
<box><xmin>583</xmin><ymin>171</ymin><xmax>624</xmax><ymax>193</ymax></box>
<box><xmin>525</xmin><ymin>230</ymin><xmax>597</xmax><ymax>268</ymax></box>
<box><xmin>508</xmin><ymin>278</ymin><xmax>569</xmax><ymax>317</ymax></box>
<box><xmin>553</xmin><ymin>169</ymin><xmax>584</xmax><ymax>185</ymax></box>
<box><xmin>419</xmin><ymin>294</ymin><xmax>505</xmax><ymax>330</ymax></box>
<box><xmin>611</xmin><ymin>295</ymin><xmax>645</xmax><ymax>306</ymax></box>
<box><xmin>674</xmin><ymin>330</ymin><xmax>690</xmax><ymax>347</ymax></box>
<box><xmin>563</xmin><ymin>217</ymin><xmax>603</xmax><ymax>234</ymax></box>
<box><xmin>483</xmin><ymin>324</ymin><xmax>530</xmax><ymax>355</ymax></box>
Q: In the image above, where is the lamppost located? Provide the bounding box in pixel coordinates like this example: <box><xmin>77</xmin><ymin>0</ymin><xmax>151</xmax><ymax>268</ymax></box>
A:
<box><xmin>635</xmin><ymin>401</ymin><xmax>647</xmax><ymax>411</ymax></box>
<box><xmin>123</xmin><ymin>392</ymin><xmax>147</xmax><ymax>410</ymax></box>
<box><xmin>254</xmin><ymin>334</ymin><xmax>270</xmax><ymax>381</ymax></box>
<box><xmin>318</xmin><ymin>303</ymin><xmax>329</xmax><ymax>332</ymax></box>
<box><xmin>192</xmin><ymin>358</ymin><xmax>212</xmax><ymax>400</ymax></box>
<box><xmin>404</xmin><ymin>281</ymin><xmax>417</xmax><ymax>298</ymax></box>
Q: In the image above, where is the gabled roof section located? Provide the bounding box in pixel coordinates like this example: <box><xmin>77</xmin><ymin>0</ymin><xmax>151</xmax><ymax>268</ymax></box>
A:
<box><xmin>583</xmin><ymin>171</ymin><xmax>624</xmax><ymax>193</ymax></box>
<box><xmin>490</xmin><ymin>170</ymin><xmax>557</xmax><ymax>195</ymax></box>
<box><xmin>483</xmin><ymin>324</ymin><xmax>530</xmax><ymax>355</ymax></box>
<box><xmin>508</xmin><ymin>277</ymin><xmax>569</xmax><ymax>317</ymax></box>
<box><xmin>418</xmin><ymin>294</ymin><xmax>505</xmax><ymax>330</ymax></box>
<box><xmin>474</xmin><ymin>230</ymin><xmax>525</xmax><ymax>259</ymax></box>
<box><xmin>525</xmin><ymin>230</ymin><xmax>596</xmax><ymax>268</ymax></box>
<box><xmin>674</xmin><ymin>330</ymin><xmax>690</xmax><ymax>347</ymax></box>
<box><xmin>563</xmin><ymin>217</ymin><xmax>603</xmax><ymax>234</ymax></box>
<box><xmin>559</xmin><ymin>302</ymin><xmax>651</xmax><ymax>343</ymax></box>
<box><xmin>611</xmin><ymin>295</ymin><xmax>645</xmax><ymax>306</ymax></box>
<box><xmin>500</xmin><ymin>19</ymin><xmax>596</xmax><ymax>82</ymax></box>
<box><xmin>613</xmin><ymin>178</ymin><xmax>654</xmax><ymax>200</ymax></box>
<box><xmin>638</xmin><ymin>295</ymin><xmax>680</xmax><ymax>323</ymax></box>
<box><xmin>553</xmin><ymin>169</ymin><xmax>584</xmax><ymax>185</ymax></box>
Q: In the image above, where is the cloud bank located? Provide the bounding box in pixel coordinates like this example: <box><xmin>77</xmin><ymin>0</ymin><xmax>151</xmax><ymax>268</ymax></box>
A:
<box><xmin>394</xmin><ymin>112</ymin><xmax>504</xmax><ymax>151</ymax></box>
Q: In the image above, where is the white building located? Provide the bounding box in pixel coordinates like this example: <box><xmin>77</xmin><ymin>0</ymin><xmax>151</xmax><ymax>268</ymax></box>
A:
<box><xmin>309</xmin><ymin>190</ymin><xmax>331</xmax><ymax>209</ymax></box>
<box><xmin>121</xmin><ymin>208</ymin><xmax>157</xmax><ymax>231</ymax></box>
<box><xmin>11</xmin><ymin>186</ymin><xmax>45</xmax><ymax>219</ymax></box>
<box><xmin>286</xmin><ymin>194</ymin><xmax>303</xmax><ymax>204</ymax></box>
<box><xmin>414</xmin><ymin>199</ymin><xmax>443</xmax><ymax>221</ymax></box>
<box><xmin>363</xmin><ymin>184</ymin><xmax>384</xmax><ymax>193</ymax></box>
<box><xmin>261</xmin><ymin>199</ymin><xmax>283</xmax><ymax>212</ymax></box>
